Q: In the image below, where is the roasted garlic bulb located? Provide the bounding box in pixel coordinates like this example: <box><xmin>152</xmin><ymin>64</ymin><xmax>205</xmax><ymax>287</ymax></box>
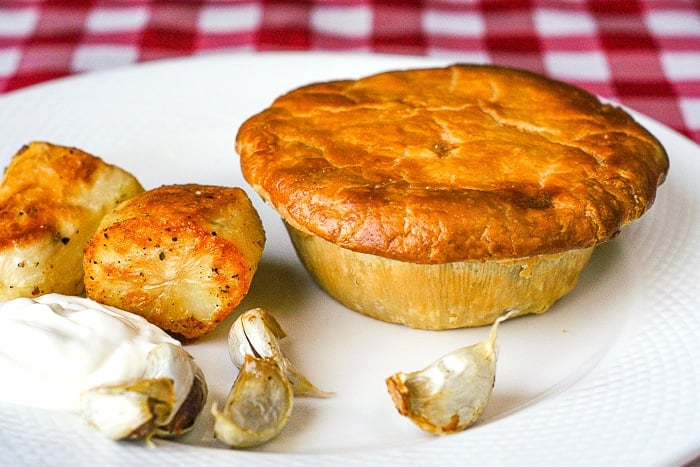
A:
<box><xmin>80</xmin><ymin>342</ymin><xmax>207</xmax><ymax>440</ymax></box>
<box><xmin>211</xmin><ymin>355</ymin><xmax>293</xmax><ymax>448</ymax></box>
<box><xmin>386</xmin><ymin>310</ymin><xmax>517</xmax><ymax>434</ymax></box>
<box><xmin>227</xmin><ymin>308</ymin><xmax>331</xmax><ymax>397</ymax></box>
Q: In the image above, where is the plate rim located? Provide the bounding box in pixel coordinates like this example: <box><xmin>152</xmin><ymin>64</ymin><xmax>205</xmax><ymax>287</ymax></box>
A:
<box><xmin>0</xmin><ymin>51</ymin><xmax>698</xmax><ymax>466</ymax></box>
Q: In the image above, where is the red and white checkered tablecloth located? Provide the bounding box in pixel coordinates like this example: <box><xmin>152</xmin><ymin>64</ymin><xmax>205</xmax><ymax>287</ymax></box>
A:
<box><xmin>0</xmin><ymin>0</ymin><xmax>698</xmax><ymax>144</ymax></box>
<box><xmin>0</xmin><ymin>2</ymin><xmax>699</xmax><ymax>465</ymax></box>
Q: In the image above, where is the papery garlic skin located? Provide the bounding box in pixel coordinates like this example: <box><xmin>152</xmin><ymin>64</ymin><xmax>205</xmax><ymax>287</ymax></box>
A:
<box><xmin>227</xmin><ymin>307</ymin><xmax>286</xmax><ymax>368</ymax></box>
<box><xmin>142</xmin><ymin>343</ymin><xmax>197</xmax><ymax>426</ymax></box>
<box><xmin>144</xmin><ymin>344</ymin><xmax>208</xmax><ymax>437</ymax></box>
<box><xmin>227</xmin><ymin>308</ymin><xmax>332</xmax><ymax>397</ymax></box>
<box><xmin>212</xmin><ymin>355</ymin><xmax>293</xmax><ymax>448</ymax></box>
<box><xmin>80</xmin><ymin>378</ymin><xmax>175</xmax><ymax>440</ymax></box>
<box><xmin>386</xmin><ymin>339</ymin><xmax>496</xmax><ymax>434</ymax></box>
<box><xmin>214</xmin><ymin>308</ymin><xmax>332</xmax><ymax>448</ymax></box>
<box><xmin>0</xmin><ymin>294</ymin><xmax>179</xmax><ymax>412</ymax></box>
<box><xmin>81</xmin><ymin>343</ymin><xmax>208</xmax><ymax>440</ymax></box>
<box><xmin>386</xmin><ymin>310</ymin><xmax>517</xmax><ymax>434</ymax></box>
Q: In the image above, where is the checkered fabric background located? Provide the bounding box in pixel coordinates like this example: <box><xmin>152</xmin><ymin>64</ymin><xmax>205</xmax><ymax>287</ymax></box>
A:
<box><xmin>0</xmin><ymin>0</ymin><xmax>698</xmax><ymax>144</ymax></box>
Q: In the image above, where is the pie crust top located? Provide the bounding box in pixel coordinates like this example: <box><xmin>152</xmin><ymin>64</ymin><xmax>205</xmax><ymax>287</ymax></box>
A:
<box><xmin>237</xmin><ymin>64</ymin><xmax>669</xmax><ymax>263</ymax></box>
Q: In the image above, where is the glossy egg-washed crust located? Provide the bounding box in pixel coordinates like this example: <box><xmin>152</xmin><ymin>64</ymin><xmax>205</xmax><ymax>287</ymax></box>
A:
<box><xmin>237</xmin><ymin>64</ymin><xmax>669</xmax><ymax>263</ymax></box>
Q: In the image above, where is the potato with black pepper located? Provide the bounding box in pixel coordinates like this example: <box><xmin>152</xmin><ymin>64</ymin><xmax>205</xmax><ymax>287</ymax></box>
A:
<box><xmin>0</xmin><ymin>141</ymin><xmax>143</xmax><ymax>299</ymax></box>
<box><xmin>83</xmin><ymin>184</ymin><xmax>265</xmax><ymax>340</ymax></box>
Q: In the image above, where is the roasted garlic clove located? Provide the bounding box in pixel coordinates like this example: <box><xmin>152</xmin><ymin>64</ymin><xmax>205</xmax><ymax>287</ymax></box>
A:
<box><xmin>385</xmin><ymin>310</ymin><xmax>517</xmax><ymax>435</ymax></box>
<box><xmin>143</xmin><ymin>342</ymin><xmax>208</xmax><ymax>437</ymax></box>
<box><xmin>81</xmin><ymin>342</ymin><xmax>208</xmax><ymax>440</ymax></box>
<box><xmin>212</xmin><ymin>355</ymin><xmax>293</xmax><ymax>448</ymax></box>
<box><xmin>228</xmin><ymin>308</ymin><xmax>331</xmax><ymax>397</ymax></box>
<box><xmin>80</xmin><ymin>378</ymin><xmax>175</xmax><ymax>440</ymax></box>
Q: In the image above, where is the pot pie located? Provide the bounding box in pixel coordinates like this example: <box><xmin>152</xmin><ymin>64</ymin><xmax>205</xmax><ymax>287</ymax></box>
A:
<box><xmin>236</xmin><ymin>64</ymin><xmax>669</xmax><ymax>329</ymax></box>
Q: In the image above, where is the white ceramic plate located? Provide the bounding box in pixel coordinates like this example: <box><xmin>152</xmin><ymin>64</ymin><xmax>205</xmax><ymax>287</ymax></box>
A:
<box><xmin>0</xmin><ymin>52</ymin><xmax>698</xmax><ymax>466</ymax></box>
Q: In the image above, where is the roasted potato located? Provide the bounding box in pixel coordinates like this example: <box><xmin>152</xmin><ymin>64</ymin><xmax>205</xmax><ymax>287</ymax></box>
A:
<box><xmin>83</xmin><ymin>184</ymin><xmax>265</xmax><ymax>340</ymax></box>
<box><xmin>0</xmin><ymin>142</ymin><xmax>144</xmax><ymax>299</ymax></box>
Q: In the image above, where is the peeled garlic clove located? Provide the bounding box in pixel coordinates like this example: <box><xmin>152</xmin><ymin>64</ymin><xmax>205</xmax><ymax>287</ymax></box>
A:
<box><xmin>212</xmin><ymin>355</ymin><xmax>293</xmax><ymax>448</ymax></box>
<box><xmin>386</xmin><ymin>311</ymin><xmax>516</xmax><ymax>435</ymax></box>
<box><xmin>228</xmin><ymin>308</ymin><xmax>331</xmax><ymax>397</ymax></box>
<box><xmin>80</xmin><ymin>342</ymin><xmax>208</xmax><ymax>440</ymax></box>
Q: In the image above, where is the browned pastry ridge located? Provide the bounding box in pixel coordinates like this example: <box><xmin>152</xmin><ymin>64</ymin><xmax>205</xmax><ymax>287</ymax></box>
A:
<box><xmin>236</xmin><ymin>64</ymin><xmax>669</xmax><ymax>264</ymax></box>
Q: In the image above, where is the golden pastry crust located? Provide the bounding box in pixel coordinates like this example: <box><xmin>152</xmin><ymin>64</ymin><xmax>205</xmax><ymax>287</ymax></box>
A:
<box><xmin>237</xmin><ymin>64</ymin><xmax>668</xmax><ymax>263</ymax></box>
<box><xmin>0</xmin><ymin>141</ymin><xmax>144</xmax><ymax>298</ymax></box>
<box><xmin>83</xmin><ymin>184</ymin><xmax>265</xmax><ymax>340</ymax></box>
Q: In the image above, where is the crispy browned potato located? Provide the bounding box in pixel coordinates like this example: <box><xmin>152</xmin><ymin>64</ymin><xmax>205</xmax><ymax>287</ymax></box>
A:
<box><xmin>0</xmin><ymin>141</ymin><xmax>144</xmax><ymax>299</ymax></box>
<box><xmin>83</xmin><ymin>184</ymin><xmax>265</xmax><ymax>340</ymax></box>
